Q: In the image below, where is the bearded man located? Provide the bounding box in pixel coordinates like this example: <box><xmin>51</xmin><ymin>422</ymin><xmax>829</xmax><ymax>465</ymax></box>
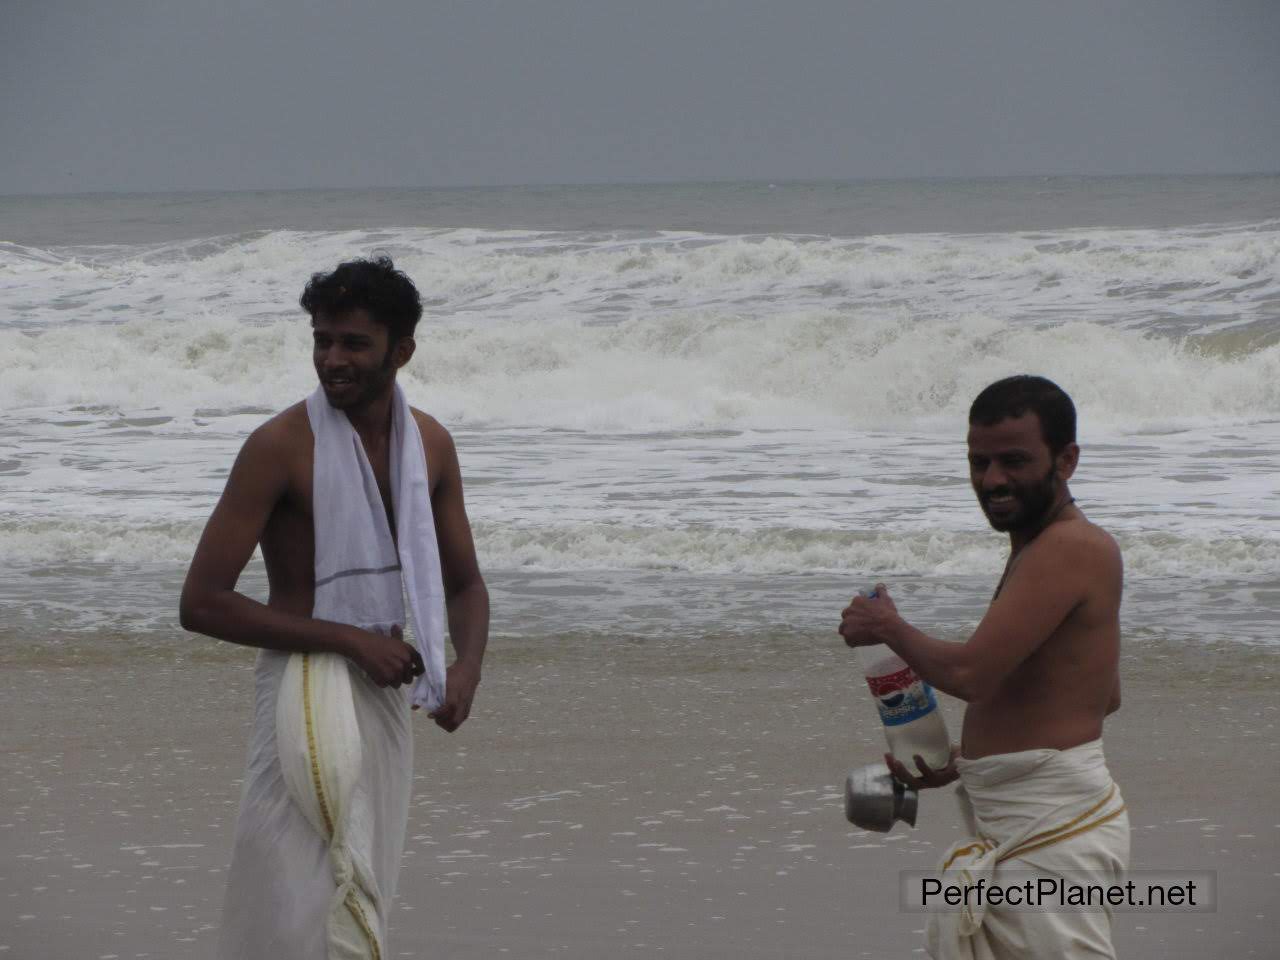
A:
<box><xmin>840</xmin><ymin>375</ymin><xmax>1129</xmax><ymax>960</ymax></box>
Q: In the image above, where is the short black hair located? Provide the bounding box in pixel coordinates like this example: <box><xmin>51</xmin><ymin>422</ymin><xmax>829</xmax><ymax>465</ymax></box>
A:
<box><xmin>969</xmin><ymin>375</ymin><xmax>1076</xmax><ymax>454</ymax></box>
<box><xmin>299</xmin><ymin>256</ymin><xmax>423</xmax><ymax>342</ymax></box>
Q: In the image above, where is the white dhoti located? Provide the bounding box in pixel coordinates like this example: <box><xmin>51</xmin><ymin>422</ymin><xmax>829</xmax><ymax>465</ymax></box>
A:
<box><xmin>217</xmin><ymin>651</ymin><xmax>412</xmax><ymax>959</ymax></box>
<box><xmin>218</xmin><ymin>385</ymin><xmax>446</xmax><ymax>959</ymax></box>
<box><xmin>927</xmin><ymin>739</ymin><xmax>1130</xmax><ymax>960</ymax></box>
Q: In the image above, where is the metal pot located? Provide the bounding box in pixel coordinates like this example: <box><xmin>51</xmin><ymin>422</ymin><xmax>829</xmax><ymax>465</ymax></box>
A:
<box><xmin>844</xmin><ymin>763</ymin><xmax>918</xmax><ymax>832</ymax></box>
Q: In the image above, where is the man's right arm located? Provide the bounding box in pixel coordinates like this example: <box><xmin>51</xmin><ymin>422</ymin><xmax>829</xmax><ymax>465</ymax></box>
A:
<box><xmin>846</xmin><ymin>526</ymin><xmax>1106</xmax><ymax>703</ymax></box>
<box><xmin>178</xmin><ymin>424</ymin><xmax>421</xmax><ymax>688</ymax></box>
<box><xmin>178</xmin><ymin>423</ymin><xmax>353</xmax><ymax>655</ymax></box>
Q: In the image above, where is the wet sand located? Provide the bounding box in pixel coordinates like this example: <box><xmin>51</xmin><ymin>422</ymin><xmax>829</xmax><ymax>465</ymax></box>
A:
<box><xmin>2</xmin><ymin>630</ymin><xmax>1276</xmax><ymax>959</ymax></box>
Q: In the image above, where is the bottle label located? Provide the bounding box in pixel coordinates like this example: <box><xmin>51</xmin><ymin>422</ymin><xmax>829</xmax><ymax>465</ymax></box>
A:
<box><xmin>866</xmin><ymin>666</ymin><xmax>938</xmax><ymax>727</ymax></box>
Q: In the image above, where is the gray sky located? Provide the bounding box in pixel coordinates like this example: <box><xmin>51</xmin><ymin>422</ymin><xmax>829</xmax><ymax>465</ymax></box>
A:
<box><xmin>3</xmin><ymin>0</ymin><xmax>1278</xmax><ymax>194</ymax></box>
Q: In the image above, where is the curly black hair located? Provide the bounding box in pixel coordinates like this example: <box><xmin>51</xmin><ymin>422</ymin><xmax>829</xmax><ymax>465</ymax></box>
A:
<box><xmin>299</xmin><ymin>256</ymin><xmax>423</xmax><ymax>342</ymax></box>
<box><xmin>969</xmin><ymin>375</ymin><xmax>1076</xmax><ymax>455</ymax></box>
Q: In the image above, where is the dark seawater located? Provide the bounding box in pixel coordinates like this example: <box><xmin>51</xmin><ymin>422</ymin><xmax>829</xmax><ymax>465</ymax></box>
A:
<box><xmin>5</xmin><ymin>174</ymin><xmax>1280</xmax><ymax>246</ymax></box>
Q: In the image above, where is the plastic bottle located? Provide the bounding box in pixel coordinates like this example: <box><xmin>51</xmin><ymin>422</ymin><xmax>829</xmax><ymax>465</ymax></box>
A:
<box><xmin>856</xmin><ymin>603</ymin><xmax>952</xmax><ymax>770</ymax></box>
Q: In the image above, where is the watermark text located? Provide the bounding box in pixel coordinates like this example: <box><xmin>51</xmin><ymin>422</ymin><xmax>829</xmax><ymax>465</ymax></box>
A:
<box><xmin>900</xmin><ymin>870</ymin><xmax>1217</xmax><ymax>913</ymax></box>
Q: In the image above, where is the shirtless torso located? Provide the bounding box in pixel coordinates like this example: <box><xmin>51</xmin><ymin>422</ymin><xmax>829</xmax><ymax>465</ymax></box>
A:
<box><xmin>959</xmin><ymin>509</ymin><xmax>1122</xmax><ymax>758</ymax></box>
<box><xmin>254</xmin><ymin>401</ymin><xmax>446</xmax><ymax>617</ymax></box>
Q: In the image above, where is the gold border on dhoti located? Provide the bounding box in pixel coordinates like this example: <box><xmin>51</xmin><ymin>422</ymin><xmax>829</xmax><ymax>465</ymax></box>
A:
<box><xmin>941</xmin><ymin>785</ymin><xmax>1126</xmax><ymax>871</ymax></box>
<box><xmin>302</xmin><ymin>654</ymin><xmax>337</xmax><ymax>838</ymax></box>
<box><xmin>1000</xmin><ymin>803</ymin><xmax>1127</xmax><ymax>863</ymax></box>
<box><xmin>998</xmin><ymin>785</ymin><xmax>1122</xmax><ymax>864</ymax></box>
<box><xmin>301</xmin><ymin>653</ymin><xmax>383</xmax><ymax>960</ymax></box>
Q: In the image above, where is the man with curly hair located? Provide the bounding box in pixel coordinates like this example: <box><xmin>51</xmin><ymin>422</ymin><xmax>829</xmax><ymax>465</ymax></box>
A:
<box><xmin>181</xmin><ymin>256</ymin><xmax>489</xmax><ymax>959</ymax></box>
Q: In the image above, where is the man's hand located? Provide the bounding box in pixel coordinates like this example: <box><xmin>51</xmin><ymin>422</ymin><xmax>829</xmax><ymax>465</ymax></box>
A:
<box><xmin>885</xmin><ymin>746</ymin><xmax>959</xmax><ymax>790</ymax></box>
<box><xmin>427</xmin><ymin>660</ymin><xmax>481</xmax><ymax>733</ymax></box>
<box><xmin>839</xmin><ymin>582</ymin><xmax>901</xmax><ymax>647</ymax></box>
<box><xmin>346</xmin><ymin>625</ymin><xmax>425</xmax><ymax>689</ymax></box>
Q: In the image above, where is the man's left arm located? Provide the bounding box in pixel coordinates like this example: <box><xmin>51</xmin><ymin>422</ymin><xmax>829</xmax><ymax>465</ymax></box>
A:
<box><xmin>840</xmin><ymin>526</ymin><xmax>1095</xmax><ymax>703</ymax></box>
<box><xmin>423</xmin><ymin>417</ymin><xmax>490</xmax><ymax>732</ymax></box>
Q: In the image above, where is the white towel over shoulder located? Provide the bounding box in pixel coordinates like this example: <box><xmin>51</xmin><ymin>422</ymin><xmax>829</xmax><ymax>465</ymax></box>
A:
<box><xmin>307</xmin><ymin>382</ymin><xmax>447</xmax><ymax>712</ymax></box>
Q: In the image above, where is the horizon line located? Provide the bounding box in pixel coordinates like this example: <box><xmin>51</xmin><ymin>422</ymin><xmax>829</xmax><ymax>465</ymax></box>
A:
<box><xmin>4</xmin><ymin>169</ymin><xmax>1280</xmax><ymax>202</ymax></box>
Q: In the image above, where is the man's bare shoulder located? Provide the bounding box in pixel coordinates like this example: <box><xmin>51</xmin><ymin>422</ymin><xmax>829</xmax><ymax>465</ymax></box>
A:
<box><xmin>253</xmin><ymin>401</ymin><xmax>308</xmax><ymax>439</ymax></box>
<box><xmin>1032</xmin><ymin>515</ymin><xmax>1123</xmax><ymax>576</ymax></box>
<box><xmin>410</xmin><ymin>406</ymin><xmax>456</xmax><ymax>456</ymax></box>
<box><xmin>241</xmin><ymin>402</ymin><xmax>312</xmax><ymax>462</ymax></box>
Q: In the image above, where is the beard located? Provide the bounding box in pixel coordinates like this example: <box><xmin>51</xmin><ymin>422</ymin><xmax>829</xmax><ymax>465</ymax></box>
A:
<box><xmin>978</xmin><ymin>465</ymin><xmax>1060</xmax><ymax>533</ymax></box>
<box><xmin>320</xmin><ymin>344</ymin><xmax>398</xmax><ymax>410</ymax></box>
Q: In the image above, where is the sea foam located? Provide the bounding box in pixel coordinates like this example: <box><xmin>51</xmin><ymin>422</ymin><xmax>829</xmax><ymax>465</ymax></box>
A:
<box><xmin>3</xmin><ymin>515</ymin><xmax>1276</xmax><ymax>579</ymax></box>
<box><xmin>3</xmin><ymin>307</ymin><xmax>1277</xmax><ymax>431</ymax></box>
<box><xmin>4</xmin><ymin>223</ymin><xmax>1278</xmax><ymax>430</ymax></box>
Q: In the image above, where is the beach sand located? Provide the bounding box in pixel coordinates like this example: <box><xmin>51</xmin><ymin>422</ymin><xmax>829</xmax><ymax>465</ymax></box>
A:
<box><xmin>2</xmin><ymin>624</ymin><xmax>1275</xmax><ymax>959</ymax></box>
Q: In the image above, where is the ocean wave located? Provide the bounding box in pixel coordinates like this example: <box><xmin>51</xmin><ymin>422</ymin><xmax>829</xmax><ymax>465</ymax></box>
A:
<box><xmin>2</xmin><ymin>307</ymin><xmax>1277</xmax><ymax>430</ymax></box>
<box><xmin>3</xmin><ymin>515</ymin><xmax>1275</xmax><ymax>579</ymax></box>
<box><xmin>4</xmin><ymin>222</ymin><xmax>1278</xmax><ymax>330</ymax></box>
<box><xmin>0</xmin><ymin>517</ymin><xmax>205</xmax><ymax>564</ymax></box>
<box><xmin>4</xmin><ymin>222</ymin><xmax>1278</xmax><ymax>429</ymax></box>
<box><xmin>474</xmin><ymin>522</ymin><xmax>1280</xmax><ymax>579</ymax></box>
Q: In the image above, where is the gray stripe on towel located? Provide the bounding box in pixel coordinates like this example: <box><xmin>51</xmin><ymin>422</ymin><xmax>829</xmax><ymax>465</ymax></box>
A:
<box><xmin>315</xmin><ymin>563</ymin><xmax>402</xmax><ymax>588</ymax></box>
